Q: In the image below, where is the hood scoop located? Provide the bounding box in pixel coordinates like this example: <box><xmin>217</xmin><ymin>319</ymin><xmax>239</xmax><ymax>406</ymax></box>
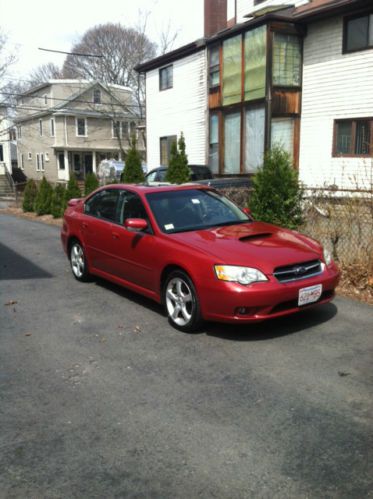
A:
<box><xmin>239</xmin><ymin>232</ymin><xmax>272</xmax><ymax>242</ymax></box>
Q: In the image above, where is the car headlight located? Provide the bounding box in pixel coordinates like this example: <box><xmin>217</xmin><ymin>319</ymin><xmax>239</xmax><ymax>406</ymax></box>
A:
<box><xmin>215</xmin><ymin>265</ymin><xmax>268</xmax><ymax>285</ymax></box>
<box><xmin>323</xmin><ymin>248</ymin><xmax>333</xmax><ymax>266</ymax></box>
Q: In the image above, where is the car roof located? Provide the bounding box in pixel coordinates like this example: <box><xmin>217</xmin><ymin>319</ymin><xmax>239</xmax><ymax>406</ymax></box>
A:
<box><xmin>95</xmin><ymin>183</ymin><xmax>212</xmax><ymax>195</ymax></box>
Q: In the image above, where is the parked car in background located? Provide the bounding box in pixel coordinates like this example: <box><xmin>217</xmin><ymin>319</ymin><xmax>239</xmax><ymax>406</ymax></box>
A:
<box><xmin>61</xmin><ymin>183</ymin><xmax>340</xmax><ymax>332</ymax></box>
<box><xmin>145</xmin><ymin>165</ymin><xmax>250</xmax><ymax>189</ymax></box>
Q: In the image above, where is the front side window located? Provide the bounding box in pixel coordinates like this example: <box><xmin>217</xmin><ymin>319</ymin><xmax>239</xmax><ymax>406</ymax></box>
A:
<box><xmin>160</xmin><ymin>135</ymin><xmax>177</xmax><ymax>166</ymax></box>
<box><xmin>209</xmin><ymin>46</ymin><xmax>220</xmax><ymax>88</ymax></box>
<box><xmin>222</xmin><ymin>35</ymin><xmax>242</xmax><ymax>105</ymax></box>
<box><xmin>84</xmin><ymin>189</ymin><xmax>121</xmax><ymax>222</ymax></box>
<box><xmin>344</xmin><ymin>13</ymin><xmax>373</xmax><ymax>52</ymax></box>
<box><xmin>334</xmin><ymin>119</ymin><xmax>371</xmax><ymax>156</ymax></box>
<box><xmin>76</xmin><ymin>118</ymin><xmax>87</xmax><ymax>136</ymax></box>
<box><xmin>159</xmin><ymin>65</ymin><xmax>173</xmax><ymax>90</ymax></box>
<box><xmin>272</xmin><ymin>33</ymin><xmax>301</xmax><ymax>87</ymax></box>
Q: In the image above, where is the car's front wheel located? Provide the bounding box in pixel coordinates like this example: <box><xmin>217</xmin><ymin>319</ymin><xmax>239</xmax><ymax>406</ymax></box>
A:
<box><xmin>164</xmin><ymin>270</ymin><xmax>203</xmax><ymax>332</ymax></box>
<box><xmin>70</xmin><ymin>240</ymin><xmax>90</xmax><ymax>282</ymax></box>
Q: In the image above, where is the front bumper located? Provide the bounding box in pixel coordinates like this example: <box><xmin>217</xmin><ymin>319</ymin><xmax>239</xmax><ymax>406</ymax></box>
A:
<box><xmin>198</xmin><ymin>263</ymin><xmax>340</xmax><ymax>323</ymax></box>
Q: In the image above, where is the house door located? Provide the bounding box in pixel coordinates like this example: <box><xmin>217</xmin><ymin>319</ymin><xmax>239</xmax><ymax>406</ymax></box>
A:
<box><xmin>84</xmin><ymin>153</ymin><xmax>93</xmax><ymax>176</ymax></box>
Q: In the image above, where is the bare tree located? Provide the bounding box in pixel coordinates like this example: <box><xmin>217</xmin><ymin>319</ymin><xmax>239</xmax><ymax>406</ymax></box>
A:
<box><xmin>62</xmin><ymin>23</ymin><xmax>156</xmax><ymax>116</ymax></box>
<box><xmin>0</xmin><ymin>29</ymin><xmax>16</xmax><ymax>91</ymax></box>
<box><xmin>28</xmin><ymin>62</ymin><xmax>62</xmax><ymax>86</ymax></box>
<box><xmin>158</xmin><ymin>20</ymin><xmax>179</xmax><ymax>55</ymax></box>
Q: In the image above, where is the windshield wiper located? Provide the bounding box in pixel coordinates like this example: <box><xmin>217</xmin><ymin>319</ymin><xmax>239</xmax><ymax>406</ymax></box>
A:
<box><xmin>205</xmin><ymin>220</ymin><xmax>250</xmax><ymax>229</ymax></box>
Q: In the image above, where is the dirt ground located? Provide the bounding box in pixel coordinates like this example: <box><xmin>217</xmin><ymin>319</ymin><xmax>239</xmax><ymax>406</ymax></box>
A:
<box><xmin>1</xmin><ymin>206</ymin><xmax>372</xmax><ymax>305</ymax></box>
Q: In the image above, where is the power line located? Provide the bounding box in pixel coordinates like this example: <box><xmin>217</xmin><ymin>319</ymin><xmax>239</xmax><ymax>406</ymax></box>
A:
<box><xmin>38</xmin><ymin>47</ymin><xmax>103</xmax><ymax>58</ymax></box>
<box><xmin>0</xmin><ymin>91</ymin><xmax>144</xmax><ymax>111</ymax></box>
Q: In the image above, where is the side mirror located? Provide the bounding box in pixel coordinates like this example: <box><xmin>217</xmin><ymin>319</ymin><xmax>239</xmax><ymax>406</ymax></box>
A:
<box><xmin>124</xmin><ymin>218</ymin><xmax>148</xmax><ymax>231</ymax></box>
<box><xmin>242</xmin><ymin>207</ymin><xmax>251</xmax><ymax>217</ymax></box>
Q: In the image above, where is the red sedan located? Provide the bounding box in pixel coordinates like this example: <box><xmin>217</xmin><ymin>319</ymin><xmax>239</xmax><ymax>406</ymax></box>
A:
<box><xmin>61</xmin><ymin>184</ymin><xmax>340</xmax><ymax>332</ymax></box>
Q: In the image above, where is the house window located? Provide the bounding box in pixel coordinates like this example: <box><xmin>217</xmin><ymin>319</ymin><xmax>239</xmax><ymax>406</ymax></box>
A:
<box><xmin>45</xmin><ymin>152</ymin><xmax>49</xmax><ymax>162</ymax></box>
<box><xmin>209</xmin><ymin>46</ymin><xmax>220</xmax><ymax>88</ymax></box>
<box><xmin>272</xmin><ymin>33</ymin><xmax>302</xmax><ymax>87</ymax></box>
<box><xmin>224</xmin><ymin>112</ymin><xmax>241</xmax><ymax>173</ymax></box>
<box><xmin>245</xmin><ymin>106</ymin><xmax>265</xmax><ymax>173</ymax></box>
<box><xmin>28</xmin><ymin>152</ymin><xmax>32</xmax><ymax>160</ymax></box>
<box><xmin>334</xmin><ymin>119</ymin><xmax>371</xmax><ymax>156</ymax></box>
<box><xmin>223</xmin><ymin>35</ymin><xmax>242</xmax><ymax>105</ymax></box>
<box><xmin>44</xmin><ymin>94</ymin><xmax>48</xmax><ymax>105</ymax></box>
<box><xmin>130</xmin><ymin>121</ymin><xmax>137</xmax><ymax>138</ymax></box>
<box><xmin>21</xmin><ymin>154</ymin><xmax>24</xmax><ymax>169</ymax></box>
<box><xmin>36</xmin><ymin>153</ymin><xmax>40</xmax><ymax>171</ymax></box>
<box><xmin>122</xmin><ymin>122</ymin><xmax>129</xmax><ymax>138</ymax></box>
<box><xmin>40</xmin><ymin>153</ymin><xmax>45</xmax><ymax>171</ymax></box>
<box><xmin>160</xmin><ymin>135</ymin><xmax>177</xmax><ymax>166</ymax></box>
<box><xmin>209</xmin><ymin>114</ymin><xmax>219</xmax><ymax>173</ymax></box>
<box><xmin>93</xmin><ymin>89</ymin><xmax>101</xmax><ymax>104</ymax></box>
<box><xmin>0</xmin><ymin>144</ymin><xmax>3</xmax><ymax>162</ymax></box>
<box><xmin>58</xmin><ymin>152</ymin><xmax>65</xmax><ymax>170</ymax></box>
<box><xmin>159</xmin><ymin>65</ymin><xmax>173</xmax><ymax>90</ymax></box>
<box><xmin>112</xmin><ymin>120</ymin><xmax>121</xmax><ymax>138</ymax></box>
<box><xmin>50</xmin><ymin>118</ymin><xmax>55</xmax><ymax>137</ymax></box>
<box><xmin>344</xmin><ymin>13</ymin><xmax>373</xmax><ymax>52</ymax></box>
<box><xmin>39</xmin><ymin>119</ymin><xmax>43</xmax><ymax>136</ymax></box>
<box><xmin>271</xmin><ymin>117</ymin><xmax>295</xmax><ymax>160</ymax></box>
<box><xmin>76</xmin><ymin>118</ymin><xmax>87</xmax><ymax>136</ymax></box>
<box><xmin>245</xmin><ymin>25</ymin><xmax>266</xmax><ymax>101</ymax></box>
<box><xmin>17</xmin><ymin>126</ymin><xmax>22</xmax><ymax>139</ymax></box>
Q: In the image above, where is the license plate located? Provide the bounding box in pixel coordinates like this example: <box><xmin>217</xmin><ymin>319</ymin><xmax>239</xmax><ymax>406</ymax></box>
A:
<box><xmin>298</xmin><ymin>284</ymin><xmax>322</xmax><ymax>306</ymax></box>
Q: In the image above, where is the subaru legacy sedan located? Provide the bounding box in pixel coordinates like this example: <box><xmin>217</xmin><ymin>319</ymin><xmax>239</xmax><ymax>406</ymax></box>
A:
<box><xmin>61</xmin><ymin>184</ymin><xmax>340</xmax><ymax>332</ymax></box>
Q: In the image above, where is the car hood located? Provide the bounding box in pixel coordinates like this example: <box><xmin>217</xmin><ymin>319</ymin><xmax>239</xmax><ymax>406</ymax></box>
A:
<box><xmin>170</xmin><ymin>222</ymin><xmax>322</xmax><ymax>274</ymax></box>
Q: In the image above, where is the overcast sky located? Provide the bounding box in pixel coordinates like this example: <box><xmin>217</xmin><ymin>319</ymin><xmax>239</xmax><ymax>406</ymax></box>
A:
<box><xmin>1</xmin><ymin>0</ymin><xmax>204</xmax><ymax>82</ymax></box>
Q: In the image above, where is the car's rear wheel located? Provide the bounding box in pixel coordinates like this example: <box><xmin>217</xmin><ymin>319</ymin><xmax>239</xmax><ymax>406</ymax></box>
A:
<box><xmin>164</xmin><ymin>270</ymin><xmax>203</xmax><ymax>332</ymax></box>
<box><xmin>70</xmin><ymin>240</ymin><xmax>90</xmax><ymax>282</ymax></box>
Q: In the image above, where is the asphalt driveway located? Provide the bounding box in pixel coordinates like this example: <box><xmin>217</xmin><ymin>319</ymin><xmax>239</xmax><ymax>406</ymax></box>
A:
<box><xmin>0</xmin><ymin>214</ymin><xmax>372</xmax><ymax>498</ymax></box>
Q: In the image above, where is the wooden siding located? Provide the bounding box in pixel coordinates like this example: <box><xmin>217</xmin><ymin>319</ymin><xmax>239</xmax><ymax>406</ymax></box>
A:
<box><xmin>299</xmin><ymin>16</ymin><xmax>373</xmax><ymax>190</ymax></box>
<box><xmin>272</xmin><ymin>90</ymin><xmax>301</xmax><ymax>116</ymax></box>
<box><xmin>146</xmin><ymin>51</ymin><xmax>208</xmax><ymax>169</ymax></box>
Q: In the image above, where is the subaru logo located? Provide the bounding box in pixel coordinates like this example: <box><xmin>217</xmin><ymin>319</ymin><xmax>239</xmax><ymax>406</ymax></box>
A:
<box><xmin>294</xmin><ymin>266</ymin><xmax>306</xmax><ymax>275</ymax></box>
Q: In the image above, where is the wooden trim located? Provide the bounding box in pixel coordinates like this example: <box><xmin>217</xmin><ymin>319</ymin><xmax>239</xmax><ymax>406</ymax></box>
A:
<box><xmin>293</xmin><ymin>117</ymin><xmax>300</xmax><ymax>169</ymax></box>
<box><xmin>264</xmin><ymin>24</ymin><xmax>272</xmax><ymax>152</ymax></box>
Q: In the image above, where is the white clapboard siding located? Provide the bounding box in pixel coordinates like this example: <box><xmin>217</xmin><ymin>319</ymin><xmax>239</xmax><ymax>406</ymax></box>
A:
<box><xmin>236</xmin><ymin>0</ymin><xmax>309</xmax><ymax>24</ymax></box>
<box><xmin>299</xmin><ymin>16</ymin><xmax>373</xmax><ymax>190</ymax></box>
<box><xmin>146</xmin><ymin>50</ymin><xmax>207</xmax><ymax>169</ymax></box>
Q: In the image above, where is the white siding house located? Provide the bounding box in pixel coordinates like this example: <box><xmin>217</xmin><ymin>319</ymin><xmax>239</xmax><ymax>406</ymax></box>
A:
<box><xmin>299</xmin><ymin>15</ymin><xmax>373</xmax><ymax>190</ymax></box>
<box><xmin>146</xmin><ymin>50</ymin><xmax>208</xmax><ymax>169</ymax></box>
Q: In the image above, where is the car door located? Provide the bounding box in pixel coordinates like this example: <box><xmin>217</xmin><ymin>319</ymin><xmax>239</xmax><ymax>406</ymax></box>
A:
<box><xmin>81</xmin><ymin>188</ymin><xmax>122</xmax><ymax>275</ymax></box>
<box><xmin>109</xmin><ymin>189</ymin><xmax>159</xmax><ymax>291</ymax></box>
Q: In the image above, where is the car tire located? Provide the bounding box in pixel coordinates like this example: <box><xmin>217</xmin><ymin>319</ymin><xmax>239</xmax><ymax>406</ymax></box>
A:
<box><xmin>69</xmin><ymin>240</ymin><xmax>90</xmax><ymax>282</ymax></box>
<box><xmin>163</xmin><ymin>270</ymin><xmax>203</xmax><ymax>332</ymax></box>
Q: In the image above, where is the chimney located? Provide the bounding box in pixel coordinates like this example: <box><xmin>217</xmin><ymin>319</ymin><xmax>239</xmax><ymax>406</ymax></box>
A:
<box><xmin>204</xmin><ymin>0</ymin><xmax>227</xmax><ymax>38</ymax></box>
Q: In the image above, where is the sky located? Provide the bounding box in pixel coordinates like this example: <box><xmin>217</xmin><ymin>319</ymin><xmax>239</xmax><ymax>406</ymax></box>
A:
<box><xmin>0</xmin><ymin>0</ymin><xmax>204</xmax><ymax>82</ymax></box>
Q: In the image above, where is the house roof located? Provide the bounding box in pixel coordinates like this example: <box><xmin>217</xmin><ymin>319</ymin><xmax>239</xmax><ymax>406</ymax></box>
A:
<box><xmin>19</xmin><ymin>79</ymin><xmax>132</xmax><ymax>97</ymax></box>
<box><xmin>135</xmin><ymin>0</ymin><xmax>368</xmax><ymax>73</ymax></box>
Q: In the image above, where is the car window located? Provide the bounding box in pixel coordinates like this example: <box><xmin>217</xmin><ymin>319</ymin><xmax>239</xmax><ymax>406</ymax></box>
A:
<box><xmin>118</xmin><ymin>191</ymin><xmax>151</xmax><ymax>228</ymax></box>
<box><xmin>146</xmin><ymin>170</ymin><xmax>158</xmax><ymax>182</ymax></box>
<box><xmin>146</xmin><ymin>189</ymin><xmax>249</xmax><ymax>233</ymax></box>
<box><xmin>84</xmin><ymin>189</ymin><xmax>121</xmax><ymax>223</ymax></box>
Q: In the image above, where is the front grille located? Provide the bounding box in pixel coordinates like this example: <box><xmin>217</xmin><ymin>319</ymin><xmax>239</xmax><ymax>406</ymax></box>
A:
<box><xmin>273</xmin><ymin>260</ymin><xmax>322</xmax><ymax>283</ymax></box>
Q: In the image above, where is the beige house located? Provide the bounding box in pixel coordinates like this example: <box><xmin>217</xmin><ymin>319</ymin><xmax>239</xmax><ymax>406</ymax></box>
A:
<box><xmin>15</xmin><ymin>80</ymin><xmax>144</xmax><ymax>184</ymax></box>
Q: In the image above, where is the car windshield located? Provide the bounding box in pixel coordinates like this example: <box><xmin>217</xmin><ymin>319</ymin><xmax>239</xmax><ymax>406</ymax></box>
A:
<box><xmin>146</xmin><ymin>189</ymin><xmax>250</xmax><ymax>233</ymax></box>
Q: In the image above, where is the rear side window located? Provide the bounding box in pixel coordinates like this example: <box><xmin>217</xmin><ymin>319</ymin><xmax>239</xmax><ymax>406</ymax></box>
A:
<box><xmin>84</xmin><ymin>189</ymin><xmax>121</xmax><ymax>222</ymax></box>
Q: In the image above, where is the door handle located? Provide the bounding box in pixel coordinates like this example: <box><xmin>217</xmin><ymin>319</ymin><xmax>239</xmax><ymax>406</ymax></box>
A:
<box><xmin>81</xmin><ymin>222</ymin><xmax>88</xmax><ymax>229</ymax></box>
<box><xmin>112</xmin><ymin>232</ymin><xmax>119</xmax><ymax>239</ymax></box>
